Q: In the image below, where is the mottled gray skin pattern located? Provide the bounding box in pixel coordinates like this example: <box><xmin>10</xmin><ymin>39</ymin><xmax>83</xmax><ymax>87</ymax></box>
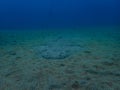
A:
<box><xmin>33</xmin><ymin>43</ymin><xmax>84</xmax><ymax>60</ymax></box>
<box><xmin>41</xmin><ymin>46</ymin><xmax>70</xmax><ymax>59</ymax></box>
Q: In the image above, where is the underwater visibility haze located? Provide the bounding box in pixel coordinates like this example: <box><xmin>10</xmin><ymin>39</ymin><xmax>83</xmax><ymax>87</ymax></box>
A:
<box><xmin>0</xmin><ymin>0</ymin><xmax>120</xmax><ymax>90</ymax></box>
<box><xmin>0</xmin><ymin>0</ymin><xmax>120</xmax><ymax>29</ymax></box>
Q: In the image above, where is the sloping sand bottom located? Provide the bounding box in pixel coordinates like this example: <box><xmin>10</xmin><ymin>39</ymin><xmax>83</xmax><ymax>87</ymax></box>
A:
<box><xmin>0</xmin><ymin>28</ymin><xmax>120</xmax><ymax>90</ymax></box>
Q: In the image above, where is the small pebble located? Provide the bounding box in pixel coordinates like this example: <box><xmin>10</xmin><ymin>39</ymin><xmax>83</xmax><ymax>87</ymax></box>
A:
<box><xmin>79</xmin><ymin>80</ymin><xmax>88</xmax><ymax>86</ymax></box>
<box><xmin>65</xmin><ymin>69</ymin><xmax>75</xmax><ymax>74</ymax></box>
<box><xmin>49</xmin><ymin>84</ymin><xmax>62</xmax><ymax>90</ymax></box>
<box><xmin>84</xmin><ymin>50</ymin><xmax>91</xmax><ymax>54</ymax></box>
<box><xmin>60</xmin><ymin>64</ymin><xmax>65</xmax><ymax>67</ymax></box>
<box><xmin>10</xmin><ymin>52</ymin><xmax>16</xmax><ymax>55</ymax></box>
<box><xmin>16</xmin><ymin>57</ymin><xmax>21</xmax><ymax>60</ymax></box>
<box><xmin>71</xmin><ymin>81</ymin><xmax>79</xmax><ymax>89</ymax></box>
<box><xmin>102</xmin><ymin>61</ymin><xmax>114</xmax><ymax>66</ymax></box>
<box><xmin>86</xmin><ymin>77</ymin><xmax>91</xmax><ymax>80</ymax></box>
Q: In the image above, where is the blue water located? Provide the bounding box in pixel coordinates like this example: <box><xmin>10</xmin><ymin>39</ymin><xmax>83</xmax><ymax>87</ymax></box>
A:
<box><xmin>0</xmin><ymin>0</ymin><xmax>120</xmax><ymax>29</ymax></box>
<box><xmin>0</xmin><ymin>0</ymin><xmax>120</xmax><ymax>90</ymax></box>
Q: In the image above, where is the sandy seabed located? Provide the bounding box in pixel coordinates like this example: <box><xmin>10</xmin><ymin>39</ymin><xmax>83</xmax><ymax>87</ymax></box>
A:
<box><xmin>0</xmin><ymin>28</ymin><xmax>120</xmax><ymax>90</ymax></box>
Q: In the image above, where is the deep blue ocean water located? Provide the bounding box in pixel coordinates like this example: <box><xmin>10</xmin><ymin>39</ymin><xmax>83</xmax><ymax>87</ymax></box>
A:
<box><xmin>0</xmin><ymin>0</ymin><xmax>120</xmax><ymax>29</ymax></box>
<box><xmin>0</xmin><ymin>0</ymin><xmax>120</xmax><ymax>90</ymax></box>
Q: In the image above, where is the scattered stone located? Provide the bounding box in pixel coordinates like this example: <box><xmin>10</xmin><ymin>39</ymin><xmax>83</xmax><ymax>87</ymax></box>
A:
<box><xmin>0</xmin><ymin>79</ymin><xmax>6</xmax><ymax>90</ymax></box>
<box><xmin>71</xmin><ymin>81</ymin><xmax>80</xmax><ymax>89</ymax></box>
<box><xmin>8</xmin><ymin>51</ymin><xmax>17</xmax><ymax>55</ymax></box>
<box><xmin>101</xmin><ymin>61</ymin><xmax>114</xmax><ymax>66</ymax></box>
<box><xmin>5</xmin><ymin>69</ymin><xmax>19</xmax><ymax>77</ymax></box>
<box><xmin>85</xmin><ymin>77</ymin><xmax>91</xmax><ymax>81</ymax></box>
<box><xmin>84</xmin><ymin>50</ymin><xmax>91</xmax><ymax>54</ymax></box>
<box><xmin>85</xmin><ymin>69</ymin><xmax>99</xmax><ymax>74</ymax></box>
<box><xmin>65</xmin><ymin>69</ymin><xmax>75</xmax><ymax>74</ymax></box>
<box><xmin>13</xmin><ymin>40</ymin><xmax>17</xmax><ymax>42</ymax></box>
<box><xmin>60</xmin><ymin>64</ymin><xmax>65</xmax><ymax>67</ymax></box>
<box><xmin>62</xmin><ymin>83</ymin><xmax>67</xmax><ymax>86</ymax></box>
<box><xmin>82</xmin><ymin>65</ymin><xmax>88</xmax><ymax>68</ymax></box>
<box><xmin>106</xmin><ymin>71</ymin><xmax>120</xmax><ymax>77</ymax></box>
<box><xmin>93</xmin><ymin>65</ymin><xmax>104</xmax><ymax>70</ymax></box>
<box><xmin>85</xmin><ymin>69</ymin><xmax>120</xmax><ymax>77</ymax></box>
<box><xmin>15</xmin><ymin>56</ymin><xmax>21</xmax><ymax>60</ymax></box>
<box><xmin>86</xmin><ymin>84</ymin><xmax>99</xmax><ymax>90</ymax></box>
<box><xmin>80</xmin><ymin>80</ymin><xmax>88</xmax><ymax>86</ymax></box>
<box><xmin>49</xmin><ymin>84</ymin><xmax>62</xmax><ymax>90</ymax></box>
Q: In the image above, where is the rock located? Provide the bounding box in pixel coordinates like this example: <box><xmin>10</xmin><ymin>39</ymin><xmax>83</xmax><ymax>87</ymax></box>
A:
<box><xmin>85</xmin><ymin>69</ymin><xmax>120</xmax><ymax>77</ymax></box>
<box><xmin>71</xmin><ymin>81</ymin><xmax>80</xmax><ymax>89</ymax></box>
<box><xmin>65</xmin><ymin>69</ymin><xmax>75</xmax><ymax>74</ymax></box>
<box><xmin>86</xmin><ymin>84</ymin><xmax>99</xmax><ymax>90</ymax></box>
<box><xmin>83</xmin><ymin>50</ymin><xmax>92</xmax><ymax>54</ymax></box>
<box><xmin>9</xmin><ymin>51</ymin><xmax>16</xmax><ymax>55</ymax></box>
<box><xmin>49</xmin><ymin>84</ymin><xmax>62</xmax><ymax>90</ymax></box>
<box><xmin>60</xmin><ymin>64</ymin><xmax>65</xmax><ymax>67</ymax></box>
<box><xmin>101</xmin><ymin>60</ymin><xmax>114</xmax><ymax>66</ymax></box>
<box><xmin>85</xmin><ymin>69</ymin><xmax>99</xmax><ymax>74</ymax></box>
<box><xmin>79</xmin><ymin>80</ymin><xmax>88</xmax><ymax>86</ymax></box>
